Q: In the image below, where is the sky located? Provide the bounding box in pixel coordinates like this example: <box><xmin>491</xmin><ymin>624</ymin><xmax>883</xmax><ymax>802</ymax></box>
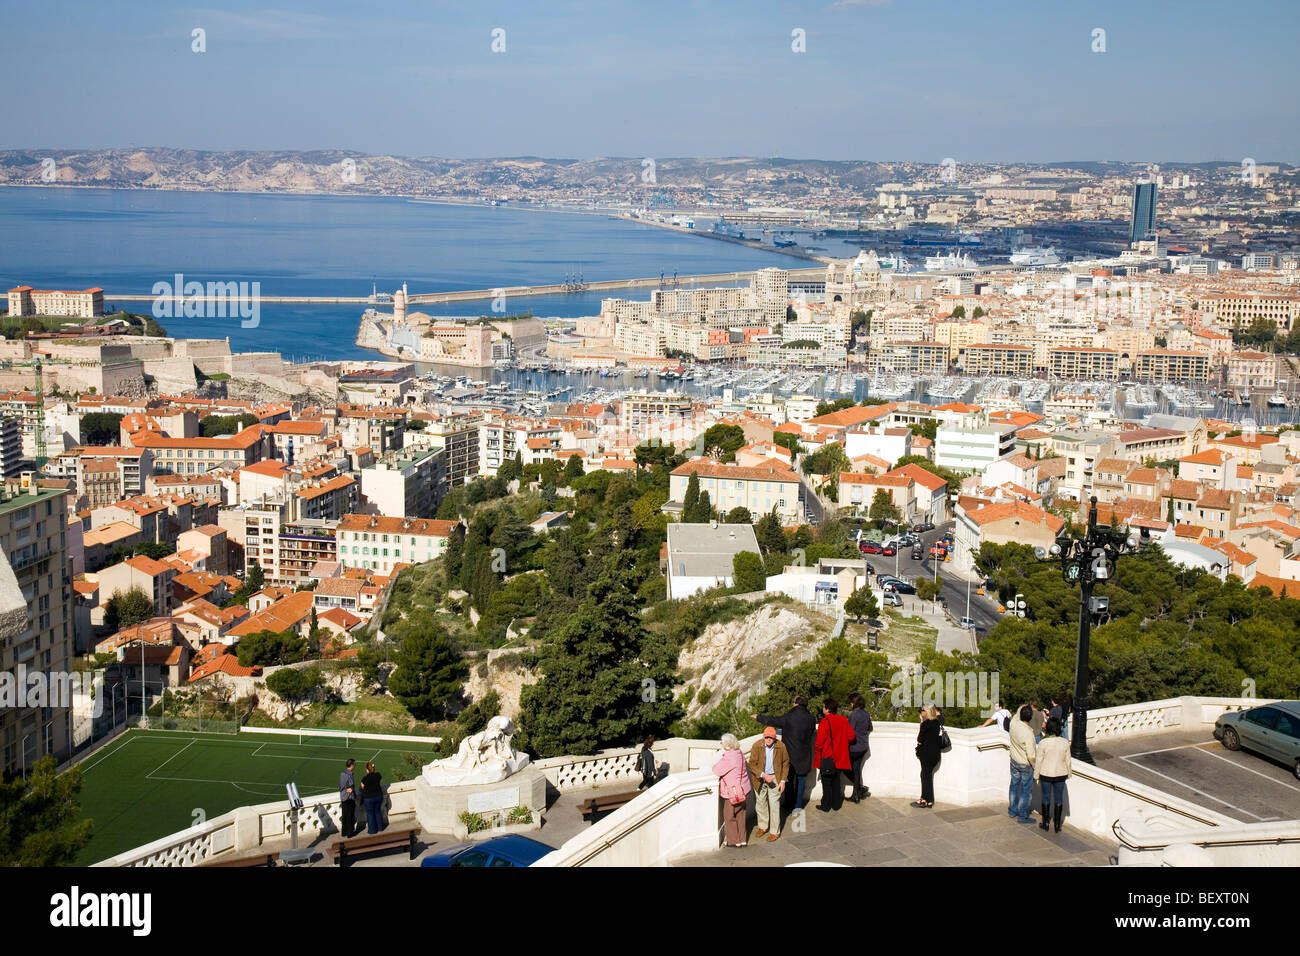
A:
<box><xmin>1</xmin><ymin>0</ymin><xmax>1296</xmax><ymax>163</ymax></box>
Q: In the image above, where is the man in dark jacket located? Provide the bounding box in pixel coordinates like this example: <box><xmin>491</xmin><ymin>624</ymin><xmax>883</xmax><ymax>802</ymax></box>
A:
<box><xmin>753</xmin><ymin>696</ymin><xmax>816</xmax><ymax>815</ymax></box>
<box><xmin>847</xmin><ymin>692</ymin><xmax>874</xmax><ymax>802</ymax></box>
<box><xmin>339</xmin><ymin>758</ymin><xmax>357</xmax><ymax>838</ymax></box>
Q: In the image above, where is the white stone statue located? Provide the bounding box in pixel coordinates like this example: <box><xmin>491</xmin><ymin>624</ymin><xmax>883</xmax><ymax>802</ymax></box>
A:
<box><xmin>422</xmin><ymin>715</ymin><xmax>531</xmax><ymax>787</ymax></box>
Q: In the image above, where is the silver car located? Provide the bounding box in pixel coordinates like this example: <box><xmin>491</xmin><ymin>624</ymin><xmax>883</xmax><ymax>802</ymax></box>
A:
<box><xmin>1214</xmin><ymin>701</ymin><xmax>1300</xmax><ymax>780</ymax></box>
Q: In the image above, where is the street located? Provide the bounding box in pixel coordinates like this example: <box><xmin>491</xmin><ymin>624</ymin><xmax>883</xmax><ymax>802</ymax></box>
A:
<box><xmin>878</xmin><ymin>520</ymin><xmax>1004</xmax><ymax>638</ymax></box>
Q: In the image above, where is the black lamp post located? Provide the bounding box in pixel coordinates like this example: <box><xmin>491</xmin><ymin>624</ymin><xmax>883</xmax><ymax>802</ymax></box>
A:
<box><xmin>1039</xmin><ymin>496</ymin><xmax>1138</xmax><ymax>764</ymax></box>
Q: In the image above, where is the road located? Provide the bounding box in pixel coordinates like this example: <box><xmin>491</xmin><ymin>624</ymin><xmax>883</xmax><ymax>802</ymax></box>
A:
<box><xmin>872</xmin><ymin>520</ymin><xmax>1004</xmax><ymax>637</ymax></box>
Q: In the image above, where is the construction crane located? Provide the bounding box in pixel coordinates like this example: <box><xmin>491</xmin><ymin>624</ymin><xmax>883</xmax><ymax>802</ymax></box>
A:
<box><xmin>34</xmin><ymin>361</ymin><xmax>46</xmax><ymax>471</ymax></box>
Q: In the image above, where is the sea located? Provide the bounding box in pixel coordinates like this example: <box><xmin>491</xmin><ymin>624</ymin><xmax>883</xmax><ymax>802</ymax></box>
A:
<box><xmin>0</xmin><ymin>186</ymin><xmax>812</xmax><ymax>362</ymax></box>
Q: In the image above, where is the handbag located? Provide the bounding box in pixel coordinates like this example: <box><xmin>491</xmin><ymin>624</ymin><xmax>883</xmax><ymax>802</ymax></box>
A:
<box><xmin>938</xmin><ymin>725</ymin><xmax>952</xmax><ymax>752</ymax></box>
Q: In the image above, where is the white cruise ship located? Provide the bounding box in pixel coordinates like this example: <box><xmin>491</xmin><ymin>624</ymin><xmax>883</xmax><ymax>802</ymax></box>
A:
<box><xmin>1009</xmin><ymin>245</ymin><xmax>1061</xmax><ymax>267</ymax></box>
<box><xmin>924</xmin><ymin>251</ymin><xmax>980</xmax><ymax>271</ymax></box>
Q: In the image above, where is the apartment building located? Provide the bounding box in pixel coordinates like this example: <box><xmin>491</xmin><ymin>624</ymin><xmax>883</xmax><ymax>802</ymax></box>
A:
<box><xmin>1133</xmin><ymin>350</ymin><xmax>1211</xmax><ymax>383</ymax></box>
<box><xmin>360</xmin><ymin>446</ymin><xmax>444</xmax><ymax>518</ymax></box>
<box><xmin>336</xmin><ymin>407</ymin><xmax>407</xmax><ymax>456</ymax></box>
<box><xmin>1049</xmin><ymin>347</ymin><xmax>1120</xmax><ymax>380</ymax></box>
<box><xmin>669</xmin><ymin>460</ymin><xmax>803</xmax><ymax>523</ymax></box>
<box><xmin>241</xmin><ymin>503</ymin><xmax>338</xmax><ymax>587</ymax></box>
<box><xmin>0</xmin><ymin>481</ymin><xmax>74</xmax><ymax>773</ymax></box>
<box><xmin>336</xmin><ymin>514</ymin><xmax>461</xmax><ymax>575</ymax></box>
<box><xmin>420</xmin><ymin>416</ymin><xmax>479</xmax><ymax>489</ymax></box>
<box><xmin>874</xmin><ymin>341</ymin><xmax>949</xmax><ymax>375</ymax></box>
<box><xmin>934</xmin><ymin>424</ymin><xmax>1017</xmax><ymax>473</ymax></box>
<box><xmin>962</xmin><ymin>343</ymin><xmax>1033</xmax><ymax>378</ymax></box>
<box><xmin>131</xmin><ymin>427</ymin><xmax>270</xmax><ymax>474</ymax></box>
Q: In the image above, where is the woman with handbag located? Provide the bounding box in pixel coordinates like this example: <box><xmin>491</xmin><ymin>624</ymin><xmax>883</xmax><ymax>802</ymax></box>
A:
<box><xmin>912</xmin><ymin>705</ymin><xmax>943</xmax><ymax>808</ymax></box>
<box><xmin>813</xmin><ymin>698</ymin><xmax>854</xmax><ymax>813</ymax></box>
<box><xmin>712</xmin><ymin>733</ymin><xmax>752</xmax><ymax>847</ymax></box>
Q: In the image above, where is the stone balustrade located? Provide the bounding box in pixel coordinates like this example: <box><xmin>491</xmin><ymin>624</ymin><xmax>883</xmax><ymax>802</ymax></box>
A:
<box><xmin>92</xmin><ymin>696</ymin><xmax>1274</xmax><ymax>866</ymax></box>
<box><xmin>1113</xmin><ymin>808</ymin><xmax>1300</xmax><ymax>866</ymax></box>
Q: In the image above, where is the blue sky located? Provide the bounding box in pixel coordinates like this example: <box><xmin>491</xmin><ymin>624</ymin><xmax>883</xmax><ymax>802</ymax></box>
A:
<box><xmin>2</xmin><ymin>0</ymin><xmax>1295</xmax><ymax>162</ymax></box>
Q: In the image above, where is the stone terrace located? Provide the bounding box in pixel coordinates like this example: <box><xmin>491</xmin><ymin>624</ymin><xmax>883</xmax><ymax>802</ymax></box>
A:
<box><xmin>675</xmin><ymin>797</ymin><xmax>1117</xmax><ymax>867</ymax></box>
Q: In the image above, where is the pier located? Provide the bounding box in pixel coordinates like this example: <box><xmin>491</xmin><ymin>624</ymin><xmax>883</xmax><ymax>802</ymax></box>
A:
<box><xmin>102</xmin><ymin>267</ymin><xmax>828</xmax><ymax>307</ymax></box>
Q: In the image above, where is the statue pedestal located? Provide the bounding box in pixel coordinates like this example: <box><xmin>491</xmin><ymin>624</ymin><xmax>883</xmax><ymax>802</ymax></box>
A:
<box><xmin>414</xmin><ymin>765</ymin><xmax>548</xmax><ymax>836</ymax></box>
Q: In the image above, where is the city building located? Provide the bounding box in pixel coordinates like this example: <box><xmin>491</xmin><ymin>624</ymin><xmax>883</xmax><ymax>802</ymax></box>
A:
<box><xmin>336</xmin><ymin>515</ymin><xmax>461</xmax><ymax>575</ymax></box>
<box><xmin>1130</xmin><ymin>182</ymin><xmax>1157</xmax><ymax>243</ymax></box>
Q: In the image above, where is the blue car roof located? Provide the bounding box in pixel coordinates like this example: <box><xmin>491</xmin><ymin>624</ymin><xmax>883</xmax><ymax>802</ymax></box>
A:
<box><xmin>423</xmin><ymin>834</ymin><xmax>555</xmax><ymax>866</ymax></box>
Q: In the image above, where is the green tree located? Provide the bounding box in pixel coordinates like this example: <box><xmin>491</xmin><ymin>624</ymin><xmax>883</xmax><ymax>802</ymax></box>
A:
<box><xmin>0</xmin><ymin>757</ymin><xmax>94</xmax><ymax>866</ymax></box>
<box><xmin>732</xmin><ymin>551</ymin><xmax>766</xmax><ymax>592</ymax></box>
<box><xmin>265</xmin><ymin>665</ymin><xmax>323</xmax><ymax>718</ymax></box>
<box><xmin>701</xmin><ymin>423</ymin><xmax>746</xmax><ymax>462</ymax></box>
<box><xmin>236</xmin><ymin>628</ymin><xmax>308</xmax><ymax>667</ymax></box>
<box><xmin>950</xmin><ymin>305</ymin><xmax>966</xmax><ymax>319</ymax></box>
<box><xmin>868</xmin><ymin>489</ymin><xmax>902</xmax><ymax>529</ymax></box>
<box><xmin>844</xmin><ymin>585</ymin><xmax>879</xmax><ymax>622</ymax></box>
<box><xmin>917</xmin><ymin>575</ymin><xmax>944</xmax><ymax>603</ymax></box>
<box><xmin>563</xmin><ymin>455</ymin><xmax>585</xmax><ymax>484</ymax></box>
<box><xmin>518</xmin><ymin>554</ymin><xmax>682</xmax><ymax>757</ymax></box>
<box><xmin>104</xmin><ymin>586</ymin><xmax>155</xmax><ymax>632</ymax></box>
<box><xmin>723</xmin><ymin>506</ymin><xmax>753</xmax><ymax>525</ymax></box>
<box><xmin>387</xmin><ymin>625</ymin><xmax>466</xmax><ymax>721</ymax></box>
<box><xmin>80</xmin><ymin>411</ymin><xmax>124</xmax><ymax>445</ymax></box>
<box><xmin>498</xmin><ymin>451</ymin><xmax>523</xmax><ymax>482</ymax></box>
<box><xmin>772</xmin><ymin>431</ymin><xmax>805</xmax><ymax>457</ymax></box>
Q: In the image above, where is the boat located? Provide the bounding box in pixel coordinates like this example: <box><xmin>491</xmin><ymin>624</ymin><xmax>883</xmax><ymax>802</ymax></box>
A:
<box><xmin>710</xmin><ymin>219</ymin><xmax>746</xmax><ymax>240</ymax></box>
<box><xmin>1009</xmin><ymin>245</ymin><xmax>1062</xmax><ymax>267</ymax></box>
<box><xmin>1267</xmin><ymin>392</ymin><xmax>1287</xmax><ymax>407</ymax></box>
<box><xmin>924</xmin><ymin>250</ymin><xmax>980</xmax><ymax>272</ymax></box>
<box><xmin>774</xmin><ymin>235</ymin><xmax>799</xmax><ymax>248</ymax></box>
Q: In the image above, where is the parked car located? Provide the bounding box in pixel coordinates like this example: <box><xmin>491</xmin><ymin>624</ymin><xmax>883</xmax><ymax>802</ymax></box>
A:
<box><xmin>1213</xmin><ymin>702</ymin><xmax>1300</xmax><ymax>780</ymax></box>
<box><xmin>882</xmin><ymin>545</ymin><xmax>897</xmax><ymax>556</ymax></box>
<box><xmin>911</xmin><ymin>548</ymin><xmax>924</xmax><ymax>560</ymax></box>
<box><xmin>958</xmin><ymin>617</ymin><xmax>978</xmax><ymax>630</ymax></box>
<box><xmin>882</xmin><ymin>591</ymin><xmax>903</xmax><ymax>607</ymax></box>
<box><xmin>420</xmin><ymin>834</ymin><xmax>556</xmax><ymax>868</ymax></box>
<box><xmin>912</xmin><ymin>522</ymin><xmax>935</xmax><ymax>533</ymax></box>
<box><xmin>879</xmin><ymin>578</ymin><xmax>916</xmax><ymax>595</ymax></box>
<box><xmin>860</xmin><ymin>541</ymin><xmax>883</xmax><ymax>554</ymax></box>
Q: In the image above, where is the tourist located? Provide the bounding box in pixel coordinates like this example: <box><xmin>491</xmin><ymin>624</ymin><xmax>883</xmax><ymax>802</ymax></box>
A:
<box><xmin>338</xmin><ymin>758</ymin><xmax>358</xmax><ymax>838</ymax></box>
<box><xmin>360</xmin><ymin>761</ymin><xmax>385</xmax><ymax>835</ymax></box>
<box><xmin>713</xmin><ymin>734</ymin><xmax>751</xmax><ymax>847</ymax></box>
<box><xmin>1028</xmin><ymin>699</ymin><xmax>1046</xmax><ymax>743</ymax></box>
<box><xmin>1008</xmin><ymin>704</ymin><xmax>1038</xmax><ymax>824</ymax></box>
<box><xmin>747</xmin><ymin>726</ymin><xmax>789</xmax><ymax>842</ymax></box>
<box><xmin>846</xmin><ymin>692</ymin><xmax>873</xmax><ymax>801</ymax></box>
<box><xmin>813</xmin><ymin>698</ymin><xmax>854</xmax><ymax>813</ymax></box>
<box><xmin>637</xmin><ymin>735</ymin><xmax>658</xmax><ymax>791</ymax></box>
<box><xmin>912</xmin><ymin>705</ymin><xmax>942</xmax><ymax>808</ymax></box>
<box><xmin>979</xmin><ymin>700</ymin><xmax>1013</xmax><ymax>732</ymax></box>
<box><xmin>1036</xmin><ymin>717</ymin><xmax>1072</xmax><ymax>832</ymax></box>
<box><xmin>752</xmin><ymin>695</ymin><xmax>816</xmax><ymax>815</ymax></box>
<box><xmin>1058</xmin><ymin>692</ymin><xmax>1073</xmax><ymax>741</ymax></box>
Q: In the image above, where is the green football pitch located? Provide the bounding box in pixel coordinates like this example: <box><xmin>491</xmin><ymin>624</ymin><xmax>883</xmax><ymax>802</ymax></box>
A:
<box><xmin>73</xmin><ymin>730</ymin><xmax>442</xmax><ymax>865</ymax></box>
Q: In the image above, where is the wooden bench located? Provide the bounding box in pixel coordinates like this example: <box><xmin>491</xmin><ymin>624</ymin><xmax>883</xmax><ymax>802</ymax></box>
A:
<box><xmin>200</xmin><ymin>852</ymin><xmax>278</xmax><ymax>868</ymax></box>
<box><xmin>327</xmin><ymin>826</ymin><xmax>421</xmax><ymax>867</ymax></box>
<box><xmin>579</xmin><ymin>790</ymin><xmax>642</xmax><ymax>822</ymax></box>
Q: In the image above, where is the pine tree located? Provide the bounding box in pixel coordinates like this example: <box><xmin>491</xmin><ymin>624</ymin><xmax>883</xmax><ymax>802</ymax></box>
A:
<box><xmin>518</xmin><ymin>553</ymin><xmax>682</xmax><ymax>757</ymax></box>
<box><xmin>387</xmin><ymin>624</ymin><xmax>466</xmax><ymax>721</ymax></box>
<box><xmin>683</xmin><ymin>473</ymin><xmax>701</xmax><ymax>521</ymax></box>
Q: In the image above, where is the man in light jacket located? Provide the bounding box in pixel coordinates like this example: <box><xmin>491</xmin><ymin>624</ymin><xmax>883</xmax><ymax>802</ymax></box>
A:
<box><xmin>747</xmin><ymin>727</ymin><xmax>790</xmax><ymax>842</ymax></box>
<box><xmin>753</xmin><ymin>696</ymin><xmax>816</xmax><ymax>815</ymax></box>
<box><xmin>1008</xmin><ymin>705</ymin><xmax>1037</xmax><ymax>824</ymax></box>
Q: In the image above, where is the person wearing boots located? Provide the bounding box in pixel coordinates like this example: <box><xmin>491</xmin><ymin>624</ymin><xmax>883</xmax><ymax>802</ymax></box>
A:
<box><xmin>846</xmin><ymin>692</ymin><xmax>873</xmax><ymax>801</ymax></box>
<box><xmin>1035</xmin><ymin>717</ymin><xmax>1072</xmax><ymax>832</ymax></box>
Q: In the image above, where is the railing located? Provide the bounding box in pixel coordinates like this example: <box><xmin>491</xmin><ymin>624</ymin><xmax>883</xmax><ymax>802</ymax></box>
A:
<box><xmin>93</xmin><ymin>697</ymin><xmax>1273</xmax><ymax>866</ymax></box>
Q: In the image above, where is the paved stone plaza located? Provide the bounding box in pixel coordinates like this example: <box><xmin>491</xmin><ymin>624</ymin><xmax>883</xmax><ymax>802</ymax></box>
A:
<box><xmin>675</xmin><ymin>795</ymin><xmax>1118</xmax><ymax>867</ymax></box>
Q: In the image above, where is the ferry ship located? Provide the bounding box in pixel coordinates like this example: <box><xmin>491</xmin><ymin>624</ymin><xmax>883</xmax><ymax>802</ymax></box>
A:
<box><xmin>1009</xmin><ymin>245</ymin><xmax>1061</xmax><ymax>267</ymax></box>
<box><xmin>710</xmin><ymin>219</ymin><xmax>746</xmax><ymax>240</ymax></box>
<box><xmin>924</xmin><ymin>251</ymin><xmax>980</xmax><ymax>271</ymax></box>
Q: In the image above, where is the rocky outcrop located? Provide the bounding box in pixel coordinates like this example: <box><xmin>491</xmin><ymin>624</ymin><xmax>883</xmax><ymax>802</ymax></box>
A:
<box><xmin>462</xmin><ymin>648</ymin><xmax>538</xmax><ymax>722</ymax></box>
<box><xmin>677</xmin><ymin>604</ymin><xmax>831</xmax><ymax>720</ymax></box>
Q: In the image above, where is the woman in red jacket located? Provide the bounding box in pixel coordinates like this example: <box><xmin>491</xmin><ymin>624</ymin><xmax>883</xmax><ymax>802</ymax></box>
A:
<box><xmin>813</xmin><ymin>698</ymin><xmax>854</xmax><ymax>813</ymax></box>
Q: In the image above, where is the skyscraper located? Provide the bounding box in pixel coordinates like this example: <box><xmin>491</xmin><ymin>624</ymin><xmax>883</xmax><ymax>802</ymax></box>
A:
<box><xmin>1130</xmin><ymin>182</ymin><xmax>1158</xmax><ymax>243</ymax></box>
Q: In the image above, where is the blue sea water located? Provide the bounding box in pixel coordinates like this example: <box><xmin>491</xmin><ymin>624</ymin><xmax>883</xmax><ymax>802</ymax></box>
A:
<box><xmin>0</xmin><ymin>187</ymin><xmax>811</xmax><ymax>361</ymax></box>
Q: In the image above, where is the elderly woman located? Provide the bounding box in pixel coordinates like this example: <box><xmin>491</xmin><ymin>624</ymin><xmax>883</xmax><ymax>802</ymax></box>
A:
<box><xmin>712</xmin><ymin>733</ymin><xmax>752</xmax><ymax>847</ymax></box>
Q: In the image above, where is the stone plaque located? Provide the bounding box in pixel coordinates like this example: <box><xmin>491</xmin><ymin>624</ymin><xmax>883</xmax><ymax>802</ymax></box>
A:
<box><xmin>467</xmin><ymin>786</ymin><xmax>519</xmax><ymax>814</ymax></box>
